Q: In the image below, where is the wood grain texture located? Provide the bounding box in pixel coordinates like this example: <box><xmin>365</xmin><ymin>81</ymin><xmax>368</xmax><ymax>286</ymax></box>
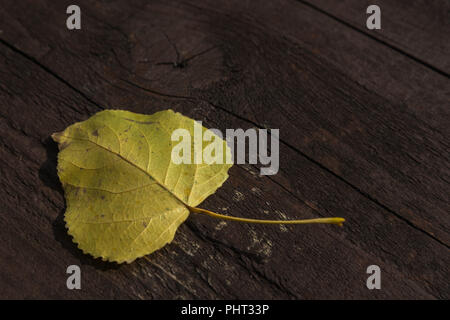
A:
<box><xmin>304</xmin><ymin>0</ymin><xmax>450</xmax><ymax>75</ymax></box>
<box><xmin>0</xmin><ymin>0</ymin><xmax>448</xmax><ymax>299</ymax></box>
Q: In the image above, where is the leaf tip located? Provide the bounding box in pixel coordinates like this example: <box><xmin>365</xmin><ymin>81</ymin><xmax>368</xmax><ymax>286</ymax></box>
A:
<box><xmin>51</xmin><ymin>131</ymin><xmax>63</xmax><ymax>143</ymax></box>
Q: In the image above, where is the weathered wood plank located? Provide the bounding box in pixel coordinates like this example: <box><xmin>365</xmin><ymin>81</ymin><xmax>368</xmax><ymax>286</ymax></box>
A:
<box><xmin>0</xmin><ymin>0</ymin><xmax>448</xmax><ymax>299</ymax></box>
<box><xmin>180</xmin><ymin>0</ymin><xmax>450</xmax><ymax>245</ymax></box>
<box><xmin>3</xmin><ymin>42</ymin><xmax>442</xmax><ymax>299</ymax></box>
<box><xmin>302</xmin><ymin>0</ymin><xmax>450</xmax><ymax>75</ymax></box>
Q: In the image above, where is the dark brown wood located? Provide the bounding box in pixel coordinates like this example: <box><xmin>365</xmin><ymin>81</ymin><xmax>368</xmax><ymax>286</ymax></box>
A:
<box><xmin>0</xmin><ymin>0</ymin><xmax>448</xmax><ymax>299</ymax></box>
<box><xmin>303</xmin><ymin>0</ymin><xmax>450</xmax><ymax>75</ymax></box>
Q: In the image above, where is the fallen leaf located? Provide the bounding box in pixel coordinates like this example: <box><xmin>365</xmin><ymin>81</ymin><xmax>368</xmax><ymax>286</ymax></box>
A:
<box><xmin>53</xmin><ymin>109</ymin><xmax>345</xmax><ymax>263</ymax></box>
<box><xmin>53</xmin><ymin>109</ymin><xmax>231</xmax><ymax>263</ymax></box>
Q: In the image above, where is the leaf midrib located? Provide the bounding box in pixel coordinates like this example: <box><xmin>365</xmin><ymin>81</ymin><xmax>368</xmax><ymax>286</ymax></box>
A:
<box><xmin>59</xmin><ymin>134</ymin><xmax>189</xmax><ymax>206</ymax></box>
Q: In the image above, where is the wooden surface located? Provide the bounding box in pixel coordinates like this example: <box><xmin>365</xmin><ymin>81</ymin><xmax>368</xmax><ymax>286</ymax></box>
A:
<box><xmin>0</xmin><ymin>0</ymin><xmax>449</xmax><ymax>299</ymax></box>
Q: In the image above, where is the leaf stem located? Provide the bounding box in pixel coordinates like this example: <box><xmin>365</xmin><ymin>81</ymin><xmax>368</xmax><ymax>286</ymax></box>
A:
<box><xmin>188</xmin><ymin>206</ymin><xmax>345</xmax><ymax>226</ymax></box>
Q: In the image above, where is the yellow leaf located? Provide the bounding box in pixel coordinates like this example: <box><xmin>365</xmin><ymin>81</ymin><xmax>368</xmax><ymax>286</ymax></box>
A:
<box><xmin>53</xmin><ymin>109</ymin><xmax>345</xmax><ymax>264</ymax></box>
<box><xmin>52</xmin><ymin>109</ymin><xmax>232</xmax><ymax>263</ymax></box>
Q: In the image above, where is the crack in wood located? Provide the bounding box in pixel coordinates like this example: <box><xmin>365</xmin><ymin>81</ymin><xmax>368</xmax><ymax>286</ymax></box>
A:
<box><xmin>297</xmin><ymin>0</ymin><xmax>450</xmax><ymax>79</ymax></box>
